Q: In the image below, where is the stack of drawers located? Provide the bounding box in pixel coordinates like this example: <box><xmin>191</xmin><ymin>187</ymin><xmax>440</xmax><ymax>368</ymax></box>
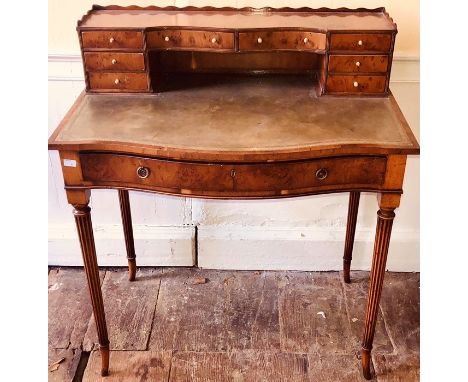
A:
<box><xmin>325</xmin><ymin>33</ymin><xmax>393</xmax><ymax>95</ymax></box>
<box><xmin>81</xmin><ymin>30</ymin><xmax>150</xmax><ymax>92</ymax></box>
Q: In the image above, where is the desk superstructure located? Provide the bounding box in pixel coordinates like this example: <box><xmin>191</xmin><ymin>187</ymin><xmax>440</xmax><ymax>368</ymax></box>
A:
<box><xmin>49</xmin><ymin>6</ymin><xmax>419</xmax><ymax>379</ymax></box>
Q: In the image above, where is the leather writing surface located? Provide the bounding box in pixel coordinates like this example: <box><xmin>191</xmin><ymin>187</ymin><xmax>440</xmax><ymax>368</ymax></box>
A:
<box><xmin>55</xmin><ymin>75</ymin><xmax>414</xmax><ymax>153</ymax></box>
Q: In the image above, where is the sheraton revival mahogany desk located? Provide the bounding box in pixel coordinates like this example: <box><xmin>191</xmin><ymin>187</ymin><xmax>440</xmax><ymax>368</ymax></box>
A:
<box><xmin>48</xmin><ymin>5</ymin><xmax>420</xmax><ymax>380</ymax></box>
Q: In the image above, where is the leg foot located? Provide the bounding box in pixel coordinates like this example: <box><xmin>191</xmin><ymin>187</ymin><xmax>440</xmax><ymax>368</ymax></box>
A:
<box><xmin>118</xmin><ymin>190</ymin><xmax>137</xmax><ymax>281</ymax></box>
<box><xmin>127</xmin><ymin>258</ymin><xmax>136</xmax><ymax>282</ymax></box>
<box><xmin>361</xmin><ymin>348</ymin><xmax>372</xmax><ymax>380</ymax></box>
<box><xmin>100</xmin><ymin>343</ymin><xmax>110</xmax><ymax>376</ymax></box>
<box><xmin>343</xmin><ymin>191</ymin><xmax>360</xmax><ymax>283</ymax></box>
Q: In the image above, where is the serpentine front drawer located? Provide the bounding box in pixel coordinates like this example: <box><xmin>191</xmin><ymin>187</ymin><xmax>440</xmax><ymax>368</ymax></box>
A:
<box><xmin>238</xmin><ymin>31</ymin><xmax>326</xmax><ymax>51</ymax></box>
<box><xmin>147</xmin><ymin>30</ymin><xmax>235</xmax><ymax>51</ymax></box>
<box><xmin>79</xmin><ymin>153</ymin><xmax>387</xmax><ymax>198</ymax></box>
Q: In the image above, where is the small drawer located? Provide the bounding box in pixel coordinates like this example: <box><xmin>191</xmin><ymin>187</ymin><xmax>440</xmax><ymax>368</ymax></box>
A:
<box><xmin>330</xmin><ymin>34</ymin><xmax>392</xmax><ymax>52</ymax></box>
<box><xmin>326</xmin><ymin>75</ymin><xmax>387</xmax><ymax>94</ymax></box>
<box><xmin>84</xmin><ymin>52</ymin><xmax>145</xmax><ymax>71</ymax></box>
<box><xmin>81</xmin><ymin>31</ymin><xmax>144</xmax><ymax>49</ymax></box>
<box><xmin>328</xmin><ymin>55</ymin><xmax>388</xmax><ymax>73</ymax></box>
<box><xmin>80</xmin><ymin>153</ymin><xmax>387</xmax><ymax>197</ymax></box>
<box><xmin>147</xmin><ymin>30</ymin><xmax>234</xmax><ymax>51</ymax></box>
<box><xmin>88</xmin><ymin>72</ymin><xmax>149</xmax><ymax>92</ymax></box>
<box><xmin>239</xmin><ymin>31</ymin><xmax>326</xmax><ymax>51</ymax></box>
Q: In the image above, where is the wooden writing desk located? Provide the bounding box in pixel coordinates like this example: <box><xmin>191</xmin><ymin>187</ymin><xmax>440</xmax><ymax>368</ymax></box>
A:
<box><xmin>48</xmin><ymin>6</ymin><xmax>419</xmax><ymax>379</ymax></box>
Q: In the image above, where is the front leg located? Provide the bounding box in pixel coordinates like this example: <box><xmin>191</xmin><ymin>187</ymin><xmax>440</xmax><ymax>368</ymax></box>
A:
<box><xmin>361</xmin><ymin>194</ymin><xmax>399</xmax><ymax>379</ymax></box>
<box><xmin>68</xmin><ymin>190</ymin><xmax>110</xmax><ymax>376</ymax></box>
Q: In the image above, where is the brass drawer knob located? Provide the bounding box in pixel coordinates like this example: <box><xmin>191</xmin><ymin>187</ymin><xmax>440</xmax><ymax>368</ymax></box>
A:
<box><xmin>355</xmin><ymin>61</ymin><xmax>361</xmax><ymax>67</ymax></box>
<box><xmin>111</xmin><ymin>59</ymin><xmax>117</xmax><ymax>65</ymax></box>
<box><xmin>211</xmin><ymin>37</ymin><xmax>217</xmax><ymax>43</ymax></box>
<box><xmin>114</xmin><ymin>78</ymin><xmax>120</xmax><ymax>84</ymax></box>
<box><xmin>357</xmin><ymin>40</ymin><xmax>363</xmax><ymax>46</ymax></box>
<box><xmin>353</xmin><ymin>81</ymin><xmax>359</xmax><ymax>87</ymax></box>
<box><xmin>109</xmin><ymin>37</ymin><xmax>115</xmax><ymax>43</ymax></box>
<box><xmin>137</xmin><ymin>166</ymin><xmax>150</xmax><ymax>179</ymax></box>
<box><xmin>315</xmin><ymin>168</ymin><xmax>328</xmax><ymax>180</ymax></box>
<box><xmin>164</xmin><ymin>36</ymin><xmax>170</xmax><ymax>42</ymax></box>
<box><xmin>257</xmin><ymin>37</ymin><xmax>263</xmax><ymax>44</ymax></box>
<box><xmin>303</xmin><ymin>37</ymin><xmax>309</xmax><ymax>44</ymax></box>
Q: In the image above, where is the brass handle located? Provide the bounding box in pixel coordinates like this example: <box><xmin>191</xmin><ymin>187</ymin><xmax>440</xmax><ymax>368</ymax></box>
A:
<box><xmin>164</xmin><ymin>36</ymin><xmax>170</xmax><ymax>42</ymax></box>
<box><xmin>357</xmin><ymin>40</ymin><xmax>363</xmax><ymax>46</ymax></box>
<box><xmin>211</xmin><ymin>37</ymin><xmax>217</xmax><ymax>43</ymax></box>
<box><xmin>111</xmin><ymin>59</ymin><xmax>117</xmax><ymax>65</ymax></box>
<box><xmin>114</xmin><ymin>78</ymin><xmax>120</xmax><ymax>84</ymax></box>
<box><xmin>109</xmin><ymin>37</ymin><xmax>115</xmax><ymax>43</ymax></box>
<box><xmin>355</xmin><ymin>61</ymin><xmax>361</xmax><ymax>67</ymax></box>
<box><xmin>257</xmin><ymin>37</ymin><xmax>263</xmax><ymax>44</ymax></box>
<box><xmin>315</xmin><ymin>168</ymin><xmax>328</xmax><ymax>180</ymax></box>
<box><xmin>303</xmin><ymin>37</ymin><xmax>309</xmax><ymax>44</ymax></box>
<box><xmin>137</xmin><ymin>166</ymin><xmax>150</xmax><ymax>179</ymax></box>
<box><xmin>353</xmin><ymin>81</ymin><xmax>359</xmax><ymax>88</ymax></box>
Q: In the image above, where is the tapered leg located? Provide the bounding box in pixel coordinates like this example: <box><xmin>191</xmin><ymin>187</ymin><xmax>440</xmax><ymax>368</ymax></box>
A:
<box><xmin>118</xmin><ymin>189</ymin><xmax>137</xmax><ymax>281</ymax></box>
<box><xmin>71</xmin><ymin>194</ymin><xmax>110</xmax><ymax>376</ymax></box>
<box><xmin>343</xmin><ymin>191</ymin><xmax>360</xmax><ymax>283</ymax></box>
<box><xmin>361</xmin><ymin>201</ymin><xmax>397</xmax><ymax>379</ymax></box>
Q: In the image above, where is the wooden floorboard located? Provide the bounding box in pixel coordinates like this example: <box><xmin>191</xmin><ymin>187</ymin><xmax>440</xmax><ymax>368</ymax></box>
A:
<box><xmin>279</xmin><ymin>271</ymin><xmax>356</xmax><ymax>355</ymax></box>
<box><xmin>83</xmin><ymin>268</ymin><xmax>162</xmax><ymax>351</ymax></box>
<box><xmin>48</xmin><ymin>268</ymin><xmax>105</xmax><ymax>350</ymax></box>
<box><xmin>48</xmin><ymin>348</ymin><xmax>82</xmax><ymax>382</ymax></box>
<box><xmin>149</xmin><ymin>268</ymin><xmax>280</xmax><ymax>352</ymax></box>
<box><xmin>170</xmin><ymin>351</ymin><xmax>311</xmax><ymax>382</ymax></box>
<box><xmin>342</xmin><ymin>271</ymin><xmax>394</xmax><ymax>354</ymax></box>
<box><xmin>83</xmin><ymin>350</ymin><xmax>172</xmax><ymax>382</ymax></box>
<box><xmin>48</xmin><ymin>268</ymin><xmax>419</xmax><ymax>381</ymax></box>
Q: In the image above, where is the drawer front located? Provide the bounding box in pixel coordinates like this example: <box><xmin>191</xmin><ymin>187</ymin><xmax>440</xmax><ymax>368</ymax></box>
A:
<box><xmin>81</xmin><ymin>31</ymin><xmax>144</xmax><ymax>49</ymax></box>
<box><xmin>328</xmin><ymin>55</ymin><xmax>388</xmax><ymax>73</ymax></box>
<box><xmin>326</xmin><ymin>75</ymin><xmax>387</xmax><ymax>94</ymax></box>
<box><xmin>330</xmin><ymin>34</ymin><xmax>392</xmax><ymax>52</ymax></box>
<box><xmin>84</xmin><ymin>52</ymin><xmax>146</xmax><ymax>71</ymax></box>
<box><xmin>239</xmin><ymin>31</ymin><xmax>326</xmax><ymax>51</ymax></box>
<box><xmin>88</xmin><ymin>72</ymin><xmax>149</xmax><ymax>91</ymax></box>
<box><xmin>147</xmin><ymin>30</ymin><xmax>234</xmax><ymax>50</ymax></box>
<box><xmin>80</xmin><ymin>154</ymin><xmax>387</xmax><ymax>197</ymax></box>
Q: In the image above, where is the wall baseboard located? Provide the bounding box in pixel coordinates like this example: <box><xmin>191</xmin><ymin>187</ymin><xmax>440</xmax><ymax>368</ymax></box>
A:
<box><xmin>198</xmin><ymin>226</ymin><xmax>419</xmax><ymax>272</ymax></box>
<box><xmin>48</xmin><ymin>224</ymin><xmax>195</xmax><ymax>266</ymax></box>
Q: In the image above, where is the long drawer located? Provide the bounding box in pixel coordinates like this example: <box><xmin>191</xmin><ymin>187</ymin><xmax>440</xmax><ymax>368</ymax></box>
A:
<box><xmin>80</xmin><ymin>153</ymin><xmax>387</xmax><ymax>197</ymax></box>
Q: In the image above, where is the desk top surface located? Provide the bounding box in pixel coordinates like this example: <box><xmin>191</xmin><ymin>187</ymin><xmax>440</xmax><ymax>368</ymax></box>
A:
<box><xmin>49</xmin><ymin>75</ymin><xmax>419</xmax><ymax>162</ymax></box>
<box><xmin>79</xmin><ymin>7</ymin><xmax>396</xmax><ymax>31</ymax></box>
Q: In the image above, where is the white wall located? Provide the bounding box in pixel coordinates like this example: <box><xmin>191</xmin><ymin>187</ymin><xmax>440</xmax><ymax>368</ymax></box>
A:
<box><xmin>48</xmin><ymin>2</ymin><xmax>419</xmax><ymax>271</ymax></box>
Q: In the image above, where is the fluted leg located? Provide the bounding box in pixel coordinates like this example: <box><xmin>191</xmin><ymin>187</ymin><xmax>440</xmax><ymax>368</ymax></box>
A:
<box><xmin>118</xmin><ymin>190</ymin><xmax>136</xmax><ymax>281</ymax></box>
<box><xmin>72</xmin><ymin>199</ymin><xmax>110</xmax><ymax>376</ymax></box>
<box><xmin>361</xmin><ymin>205</ymin><xmax>396</xmax><ymax>379</ymax></box>
<box><xmin>343</xmin><ymin>191</ymin><xmax>360</xmax><ymax>283</ymax></box>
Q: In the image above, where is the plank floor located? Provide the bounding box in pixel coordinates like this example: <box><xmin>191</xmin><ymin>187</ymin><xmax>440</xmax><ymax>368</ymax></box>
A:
<box><xmin>48</xmin><ymin>268</ymin><xmax>419</xmax><ymax>381</ymax></box>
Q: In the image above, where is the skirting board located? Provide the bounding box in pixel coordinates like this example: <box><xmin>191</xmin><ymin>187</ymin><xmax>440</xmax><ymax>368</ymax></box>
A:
<box><xmin>197</xmin><ymin>226</ymin><xmax>419</xmax><ymax>272</ymax></box>
<box><xmin>48</xmin><ymin>224</ymin><xmax>195</xmax><ymax>266</ymax></box>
